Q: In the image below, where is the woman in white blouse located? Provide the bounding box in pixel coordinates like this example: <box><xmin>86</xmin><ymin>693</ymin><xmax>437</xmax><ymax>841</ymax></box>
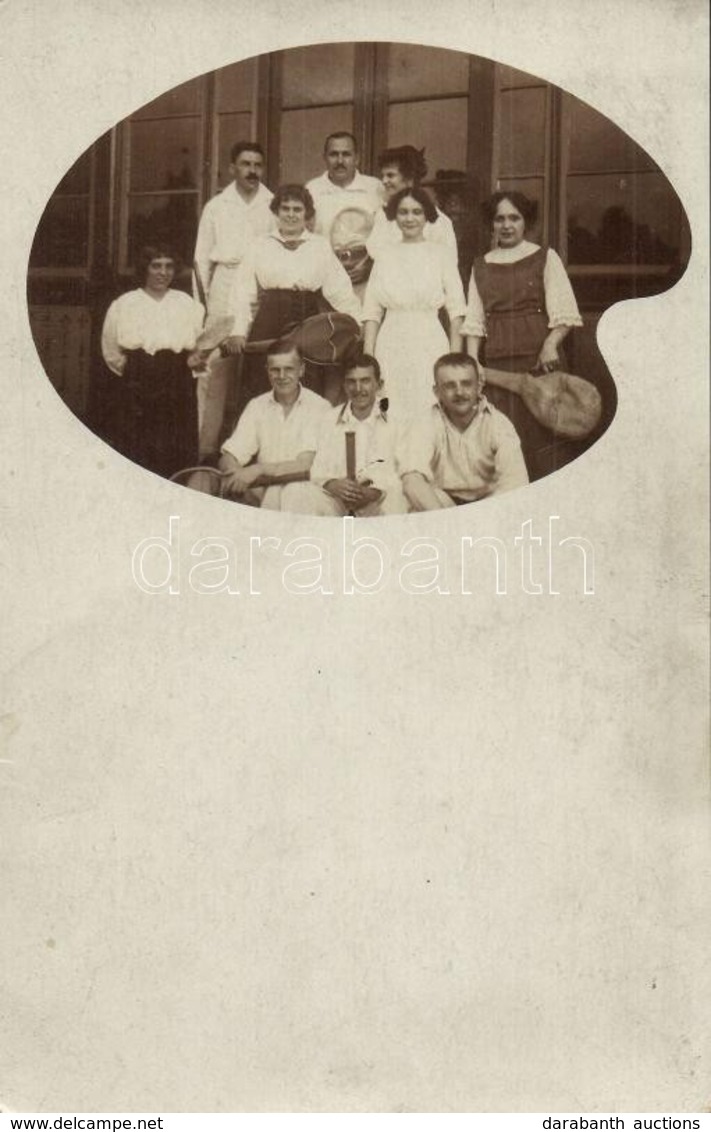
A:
<box><xmin>223</xmin><ymin>184</ymin><xmax>361</xmax><ymax>402</ymax></box>
<box><xmin>463</xmin><ymin>190</ymin><xmax>583</xmax><ymax>479</ymax></box>
<box><xmin>366</xmin><ymin>145</ymin><xmax>457</xmax><ymax>261</ymax></box>
<box><xmin>101</xmin><ymin>244</ymin><xmax>204</xmax><ymax>478</ymax></box>
<box><xmin>362</xmin><ymin>187</ymin><xmax>466</xmax><ymax>422</ymax></box>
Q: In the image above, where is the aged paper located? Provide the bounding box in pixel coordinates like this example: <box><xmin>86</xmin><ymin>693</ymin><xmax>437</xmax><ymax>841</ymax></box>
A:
<box><xmin>1</xmin><ymin>0</ymin><xmax>708</xmax><ymax>1114</ymax></box>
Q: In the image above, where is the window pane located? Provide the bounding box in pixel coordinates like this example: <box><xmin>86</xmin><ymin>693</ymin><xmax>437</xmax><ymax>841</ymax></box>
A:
<box><xmin>127</xmin><ymin>194</ymin><xmax>199</xmax><ymax>266</ymax></box>
<box><xmin>497</xmin><ymin>88</ymin><xmax>546</xmax><ymax>175</ymax></box>
<box><xmin>55</xmin><ymin>149</ymin><xmax>92</xmax><ymax>195</ymax></box>
<box><xmin>568</xmin><ymin>98</ymin><xmax>657</xmax><ymax>173</ymax></box>
<box><xmin>279</xmin><ymin>105</ymin><xmax>354</xmax><ymax>183</ymax></box>
<box><xmin>215</xmin><ymin>59</ymin><xmax>256</xmax><ymax>111</ymax></box>
<box><xmin>498</xmin><ymin>64</ymin><xmax>544</xmax><ymax>89</ymax></box>
<box><xmin>130</xmin><ymin>118</ymin><xmax>201</xmax><ymax>191</ymax></box>
<box><xmin>31</xmin><ymin>197</ymin><xmax>90</xmax><ymax>268</ymax></box>
<box><xmin>133</xmin><ymin>77</ymin><xmax>202</xmax><ymax>118</ymax></box>
<box><xmin>567</xmin><ymin>171</ymin><xmax>683</xmax><ymax>265</ymax></box>
<box><xmin>497</xmin><ymin>177</ymin><xmax>545</xmax><ymax>243</ymax></box>
<box><xmin>281</xmin><ymin>44</ymin><xmax>355</xmax><ymax>107</ymax></box>
<box><xmin>387</xmin><ymin>44</ymin><xmax>469</xmax><ymax>99</ymax></box>
<box><xmin>215</xmin><ymin>113</ymin><xmax>255</xmax><ymax>188</ymax></box>
<box><xmin>387</xmin><ymin>98</ymin><xmax>468</xmax><ymax>179</ymax></box>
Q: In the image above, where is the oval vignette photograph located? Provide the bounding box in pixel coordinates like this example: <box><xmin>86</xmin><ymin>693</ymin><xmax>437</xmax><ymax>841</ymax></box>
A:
<box><xmin>27</xmin><ymin>42</ymin><xmax>690</xmax><ymax>518</ymax></box>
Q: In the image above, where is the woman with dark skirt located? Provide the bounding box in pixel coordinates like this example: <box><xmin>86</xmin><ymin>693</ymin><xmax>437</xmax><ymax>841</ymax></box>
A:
<box><xmin>101</xmin><ymin>244</ymin><xmax>204</xmax><ymax>478</ymax></box>
<box><xmin>222</xmin><ymin>184</ymin><xmax>362</xmax><ymax>404</ymax></box>
<box><xmin>463</xmin><ymin>191</ymin><xmax>583</xmax><ymax>481</ymax></box>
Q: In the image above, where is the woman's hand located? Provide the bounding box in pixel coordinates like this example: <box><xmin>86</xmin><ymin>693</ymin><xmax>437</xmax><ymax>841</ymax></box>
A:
<box><xmin>535</xmin><ymin>338</ymin><xmax>561</xmax><ymax>374</ymax></box>
<box><xmin>222</xmin><ymin>335</ymin><xmax>246</xmax><ymax>357</ymax></box>
<box><xmin>187</xmin><ymin>350</ymin><xmax>210</xmax><ymax>374</ymax></box>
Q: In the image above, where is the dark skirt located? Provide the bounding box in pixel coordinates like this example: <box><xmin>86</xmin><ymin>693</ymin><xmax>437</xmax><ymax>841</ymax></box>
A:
<box><xmin>117</xmin><ymin>349</ymin><xmax>198</xmax><ymax>479</ymax></box>
<box><xmin>248</xmin><ymin>288</ymin><xmax>323</xmax><ymax>345</ymax></box>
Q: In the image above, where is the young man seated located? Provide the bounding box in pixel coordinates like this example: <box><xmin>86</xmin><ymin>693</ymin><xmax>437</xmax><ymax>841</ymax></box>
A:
<box><xmin>399</xmin><ymin>352</ymin><xmax>529</xmax><ymax>511</ymax></box>
<box><xmin>219</xmin><ymin>343</ymin><xmax>330</xmax><ymax>509</ymax></box>
<box><xmin>282</xmin><ymin>354</ymin><xmax>408</xmax><ymax>516</ymax></box>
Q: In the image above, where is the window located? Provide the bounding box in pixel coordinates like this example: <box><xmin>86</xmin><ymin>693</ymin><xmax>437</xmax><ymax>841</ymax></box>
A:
<box><xmin>277</xmin><ymin>45</ymin><xmax>356</xmax><ymax>184</ymax></box>
<box><xmin>383</xmin><ymin>44</ymin><xmax>471</xmax><ymax>184</ymax></box>
<box><xmin>562</xmin><ymin>97</ymin><xmax>686</xmax><ymax>273</ymax></box>
<box><xmin>493</xmin><ymin>64</ymin><xmax>553</xmax><ymax>246</ymax></box>
<box><xmin>30</xmin><ymin>149</ymin><xmax>94</xmax><ymax>273</ymax></box>
<box><xmin>214</xmin><ymin>60</ymin><xmax>258</xmax><ymax>190</ymax></box>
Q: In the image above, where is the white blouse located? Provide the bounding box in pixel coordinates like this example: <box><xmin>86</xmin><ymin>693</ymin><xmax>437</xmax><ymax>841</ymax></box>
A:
<box><xmin>228</xmin><ymin>231</ymin><xmax>362</xmax><ymax>337</ymax></box>
<box><xmin>362</xmin><ymin>240</ymin><xmax>467</xmax><ymax>324</ymax></box>
<box><xmin>101</xmin><ymin>288</ymin><xmax>204</xmax><ymax>376</ymax></box>
<box><xmin>462</xmin><ymin>241</ymin><xmax>583</xmax><ymax>338</ymax></box>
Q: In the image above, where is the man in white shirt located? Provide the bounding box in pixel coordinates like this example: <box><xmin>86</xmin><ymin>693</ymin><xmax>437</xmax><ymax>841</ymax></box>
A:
<box><xmin>305</xmin><ymin>132</ymin><xmax>383</xmax><ymax>288</ymax></box>
<box><xmin>400</xmin><ymin>353</ymin><xmax>529</xmax><ymax>510</ymax></box>
<box><xmin>283</xmin><ymin>354</ymin><xmax>408</xmax><ymax>516</ymax></box>
<box><xmin>192</xmin><ymin>141</ymin><xmax>276</xmax><ymax>457</ymax></box>
<box><xmin>219</xmin><ymin>344</ymin><xmax>330</xmax><ymax>510</ymax></box>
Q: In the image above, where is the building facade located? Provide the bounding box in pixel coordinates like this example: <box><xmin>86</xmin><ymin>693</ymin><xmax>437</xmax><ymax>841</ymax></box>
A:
<box><xmin>27</xmin><ymin>42</ymin><xmax>690</xmax><ymax>435</ymax></box>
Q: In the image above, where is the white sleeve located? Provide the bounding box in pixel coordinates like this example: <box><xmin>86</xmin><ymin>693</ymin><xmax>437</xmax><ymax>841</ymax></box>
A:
<box><xmin>492</xmin><ymin>413</ymin><xmax>529</xmax><ymax>493</ymax></box>
<box><xmin>221</xmin><ymin>400</ymin><xmax>260</xmax><ymax>465</ymax></box>
<box><xmin>544</xmin><ymin>248</ymin><xmax>583</xmax><ymax>328</ymax></box>
<box><xmin>320</xmin><ymin>246</ymin><xmax>363</xmax><ymax>322</ymax></box>
<box><xmin>441</xmin><ymin>247</ymin><xmax>467</xmax><ymax>320</ymax></box>
<box><xmin>228</xmin><ymin>245</ymin><xmax>259</xmax><ymax>337</ymax></box>
<box><xmin>397</xmin><ymin>416</ymin><xmax>437</xmax><ymax>481</ymax></box>
<box><xmin>193</xmin><ymin>201</ymin><xmax>216</xmax><ymax>302</ymax></box>
<box><xmin>434</xmin><ymin>211</ymin><xmax>458</xmax><ymax>250</ymax></box>
<box><xmin>308</xmin><ymin>416</ymin><xmax>341</xmax><ymax>487</ymax></box>
<box><xmin>462</xmin><ymin>267</ymin><xmax>487</xmax><ymax>338</ymax></box>
<box><xmin>100</xmin><ymin>300</ymin><xmax>126</xmax><ymax>376</ymax></box>
<box><xmin>361</xmin><ymin>259</ymin><xmax>386</xmax><ymax>325</ymax></box>
<box><xmin>365</xmin><ymin>209</ymin><xmax>390</xmax><ymax>259</ymax></box>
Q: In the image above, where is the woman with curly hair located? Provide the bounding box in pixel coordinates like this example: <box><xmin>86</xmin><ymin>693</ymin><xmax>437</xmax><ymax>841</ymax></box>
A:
<box><xmin>362</xmin><ymin>187</ymin><xmax>466</xmax><ymax>421</ymax></box>
<box><xmin>463</xmin><ymin>190</ymin><xmax>583</xmax><ymax>479</ymax></box>
<box><xmin>366</xmin><ymin>145</ymin><xmax>457</xmax><ymax>260</ymax></box>
<box><xmin>101</xmin><ymin>243</ymin><xmax>204</xmax><ymax>478</ymax></box>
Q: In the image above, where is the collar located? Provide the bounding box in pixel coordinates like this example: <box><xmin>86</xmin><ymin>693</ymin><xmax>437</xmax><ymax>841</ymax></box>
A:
<box><xmin>226</xmin><ymin>181</ymin><xmax>268</xmax><ymax>206</ymax></box>
<box><xmin>436</xmin><ymin>396</ymin><xmax>492</xmax><ymax>430</ymax></box>
<box><xmin>336</xmin><ymin>400</ymin><xmax>387</xmax><ymax>425</ymax></box>
<box><xmin>485</xmin><ymin>239</ymin><xmax>541</xmax><ymax>264</ymax></box>
<box><xmin>267</xmin><ymin>384</ymin><xmax>305</xmax><ymax>408</ymax></box>
<box><xmin>270</xmin><ymin>229</ymin><xmax>313</xmax><ymax>247</ymax></box>
<box><xmin>321</xmin><ymin>170</ymin><xmax>369</xmax><ymax>192</ymax></box>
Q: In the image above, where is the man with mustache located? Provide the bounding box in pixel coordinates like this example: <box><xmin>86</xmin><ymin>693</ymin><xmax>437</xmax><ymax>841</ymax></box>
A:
<box><xmin>399</xmin><ymin>353</ymin><xmax>529</xmax><ymax>510</ymax></box>
<box><xmin>192</xmin><ymin>141</ymin><xmax>276</xmax><ymax>456</ymax></box>
<box><xmin>305</xmin><ymin>132</ymin><xmax>383</xmax><ymax>287</ymax></box>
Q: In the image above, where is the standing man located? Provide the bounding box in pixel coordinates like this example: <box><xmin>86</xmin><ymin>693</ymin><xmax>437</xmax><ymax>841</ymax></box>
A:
<box><xmin>306</xmin><ymin>132</ymin><xmax>383</xmax><ymax>289</ymax></box>
<box><xmin>192</xmin><ymin>141</ymin><xmax>276</xmax><ymax>456</ymax></box>
<box><xmin>218</xmin><ymin>344</ymin><xmax>330</xmax><ymax>510</ymax></box>
<box><xmin>283</xmin><ymin>354</ymin><xmax>408</xmax><ymax>516</ymax></box>
<box><xmin>399</xmin><ymin>353</ymin><xmax>529</xmax><ymax>510</ymax></box>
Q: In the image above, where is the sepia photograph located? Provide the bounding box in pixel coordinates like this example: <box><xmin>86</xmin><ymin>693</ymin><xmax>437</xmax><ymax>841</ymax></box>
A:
<box><xmin>1</xmin><ymin>0</ymin><xmax>708</xmax><ymax>1118</ymax></box>
<box><xmin>27</xmin><ymin>42</ymin><xmax>690</xmax><ymax>516</ymax></box>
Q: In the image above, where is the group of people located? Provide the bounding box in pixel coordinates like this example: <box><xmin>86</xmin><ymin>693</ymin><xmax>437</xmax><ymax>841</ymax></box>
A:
<box><xmin>101</xmin><ymin>130</ymin><xmax>585</xmax><ymax>510</ymax></box>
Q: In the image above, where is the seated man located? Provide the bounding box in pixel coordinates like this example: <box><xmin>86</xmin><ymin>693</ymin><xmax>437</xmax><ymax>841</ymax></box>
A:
<box><xmin>219</xmin><ymin>344</ymin><xmax>330</xmax><ymax>509</ymax></box>
<box><xmin>399</xmin><ymin>352</ymin><xmax>529</xmax><ymax>510</ymax></box>
<box><xmin>283</xmin><ymin>354</ymin><xmax>408</xmax><ymax>516</ymax></box>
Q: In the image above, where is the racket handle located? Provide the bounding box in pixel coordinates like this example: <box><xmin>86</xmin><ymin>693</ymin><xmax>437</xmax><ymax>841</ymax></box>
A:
<box><xmin>345</xmin><ymin>431</ymin><xmax>356</xmax><ymax>480</ymax></box>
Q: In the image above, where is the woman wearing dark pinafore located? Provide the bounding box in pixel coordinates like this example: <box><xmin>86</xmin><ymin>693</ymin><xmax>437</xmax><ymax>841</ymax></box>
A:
<box><xmin>464</xmin><ymin>191</ymin><xmax>583</xmax><ymax>481</ymax></box>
